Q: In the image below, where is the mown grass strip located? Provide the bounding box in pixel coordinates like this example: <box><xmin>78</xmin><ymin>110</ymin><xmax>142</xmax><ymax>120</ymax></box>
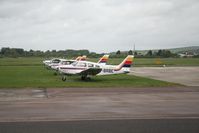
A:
<box><xmin>1</xmin><ymin>57</ymin><xmax>199</xmax><ymax>66</ymax></box>
<box><xmin>0</xmin><ymin>66</ymin><xmax>180</xmax><ymax>88</ymax></box>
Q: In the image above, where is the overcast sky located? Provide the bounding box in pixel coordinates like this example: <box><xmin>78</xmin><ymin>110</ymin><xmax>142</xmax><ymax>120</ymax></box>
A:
<box><xmin>0</xmin><ymin>0</ymin><xmax>199</xmax><ymax>53</ymax></box>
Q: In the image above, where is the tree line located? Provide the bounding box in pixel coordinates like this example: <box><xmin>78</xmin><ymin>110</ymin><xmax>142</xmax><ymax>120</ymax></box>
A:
<box><xmin>0</xmin><ymin>47</ymin><xmax>180</xmax><ymax>58</ymax></box>
<box><xmin>0</xmin><ymin>47</ymin><xmax>94</xmax><ymax>58</ymax></box>
<box><xmin>144</xmin><ymin>49</ymin><xmax>177</xmax><ymax>58</ymax></box>
<box><xmin>114</xmin><ymin>49</ymin><xmax>177</xmax><ymax>58</ymax></box>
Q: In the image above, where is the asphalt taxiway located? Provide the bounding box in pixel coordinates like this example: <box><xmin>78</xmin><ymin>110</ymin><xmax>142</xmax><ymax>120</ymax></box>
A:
<box><xmin>131</xmin><ymin>67</ymin><xmax>199</xmax><ymax>86</ymax></box>
<box><xmin>0</xmin><ymin>87</ymin><xmax>199</xmax><ymax>122</ymax></box>
<box><xmin>0</xmin><ymin>119</ymin><xmax>199</xmax><ymax>133</ymax></box>
<box><xmin>0</xmin><ymin>87</ymin><xmax>199</xmax><ymax>132</ymax></box>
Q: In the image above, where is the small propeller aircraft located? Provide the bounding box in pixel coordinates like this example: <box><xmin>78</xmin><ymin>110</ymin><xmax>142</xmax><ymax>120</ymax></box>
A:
<box><xmin>43</xmin><ymin>56</ymin><xmax>87</xmax><ymax>70</ymax></box>
<box><xmin>49</xmin><ymin>55</ymin><xmax>109</xmax><ymax>70</ymax></box>
<box><xmin>58</xmin><ymin>55</ymin><xmax>134</xmax><ymax>81</ymax></box>
<box><xmin>50</xmin><ymin>56</ymin><xmax>87</xmax><ymax>70</ymax></box>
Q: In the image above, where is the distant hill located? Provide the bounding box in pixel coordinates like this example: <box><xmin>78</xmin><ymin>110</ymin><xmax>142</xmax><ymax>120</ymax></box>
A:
<box><xmin>110</xmin><ymin>46</ymin><xmax>199</xmax><ymax>56</ymax></box>
<box><xmin>134</xmin><ymin>46</ymin><xmax>199</xmax><ymax>55</ymax></box>
<box><xmin>169</xmin><ymin>46</ymin><xmax>199</xmax><ymax>54</ymax></box>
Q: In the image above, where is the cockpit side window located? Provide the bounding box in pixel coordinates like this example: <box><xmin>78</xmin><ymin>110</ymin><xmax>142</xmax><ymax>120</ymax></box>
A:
<box><xmin>95</xmin><ymin>65</ymin><xmax>100</xmax><ymax>68</ymax></box>
<box><xmin>52</xmin><ymin>59</ymin><xmax>60</xmax><ymax>63</ymax></box>
<box><xmin>62</xmin><ymin>61</ymin><xmax>71</xmax><ymax>65</ymax></box>
<box><xmin>76</xmin><ymin>62</ymin><xmax>86</xmax><ymax>67</ymax></box>
<box><xmin>88</xmin><ymin>63</ymin><xmax>94</xmax><ymax>67</ymax></box>
<box><xmin>72</xmin><ymin>62</ymin><xmax>78</xmax><ymax>66</ymax></box>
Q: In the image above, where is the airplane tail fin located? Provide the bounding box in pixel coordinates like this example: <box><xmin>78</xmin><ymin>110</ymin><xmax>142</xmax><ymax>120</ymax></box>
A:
<box><xmin>115</xmin><ymin>55</ymin><xmax>134</xmax><ymax>71</ymax></box>
<box><xmin>97</xmin><ymin>55</ymin><xmax>109</xmax><ymax>65</ymax></box>
<box><xmin>75</xmin><ymin>55</ymin><xmax>87</xmax><ymax>61</ymax></box>
<box><xmin>80</xmin><ymin>55</ymin><xmax>87</xmax><ymax>61</ymax></box>
<box><xmin>75</xmin><ymin>56</ymin><xmax>81</xmax><ymax>61</ymax></box>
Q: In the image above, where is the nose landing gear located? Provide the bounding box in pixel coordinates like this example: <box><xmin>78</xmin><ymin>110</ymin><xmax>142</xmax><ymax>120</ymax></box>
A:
<box><xmin>62</xmin><ymin>76</ymin><xmax>66</xmax><ymax>81</ymax></box>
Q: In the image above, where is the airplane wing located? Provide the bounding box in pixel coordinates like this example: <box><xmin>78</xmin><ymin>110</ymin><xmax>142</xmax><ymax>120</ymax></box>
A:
<box><xmin>79</xmin><ymin>68</ymin><xmax>102</xmax><ymax>76</ymax></box>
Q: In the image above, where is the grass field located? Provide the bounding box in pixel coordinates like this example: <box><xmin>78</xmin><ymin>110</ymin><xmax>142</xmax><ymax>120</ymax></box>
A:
<box><xmin>0</xmin><ymin>57</ymin><xmax>184</xmax><ymax>88</ymax></box>
<box><xmin>0</xmin><ymin>57</ymin><xmax>42</xmax><ymax>66</ymax></box>
<box><xmin>92</xmin><ymin>58</ymin><xmax>199</xmax><ymax>66</ymax></box>
<box><xmin>0</xmin><ymin>65</ymin><xmax>178</xmax><ymax>88</ymax></box>
<box><xmin>0</xmin><ymin>57</ymin><xmax>199</xmax><ymax>66</ymax></box>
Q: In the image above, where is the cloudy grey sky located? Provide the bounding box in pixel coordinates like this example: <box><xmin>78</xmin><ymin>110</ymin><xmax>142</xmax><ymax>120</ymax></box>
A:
<box><xmin>0</xmin><ymin>0</ymin><xmax>199</xmax><ymax>52</ymax></box>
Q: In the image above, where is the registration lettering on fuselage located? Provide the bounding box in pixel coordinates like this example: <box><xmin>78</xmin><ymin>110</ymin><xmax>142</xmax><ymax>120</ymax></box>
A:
<box><xmin>103</xmin><ymin>69</ymin><xmax>114</xmax><ymax>73</ymax></box>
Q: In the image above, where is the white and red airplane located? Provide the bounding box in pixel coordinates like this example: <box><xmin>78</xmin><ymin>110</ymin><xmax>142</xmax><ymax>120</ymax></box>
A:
<box><xmin>50</xmin><ymin>55</ymin><xmax>109</xmax><ymax>71</ymax></box>
<box><xmin>43</xmin><ymin>56</ymin><xmax>87</xmax><ymax>70</ymax></box>
<box><xmin>50</xmin><ymin>56</ymin><xmax>87</xmax><ymax>70</ymax></box>
<box><xmin>58</xmin><ymin>55</ymin><xmax>134</xmax><ymax>81</ymax></box>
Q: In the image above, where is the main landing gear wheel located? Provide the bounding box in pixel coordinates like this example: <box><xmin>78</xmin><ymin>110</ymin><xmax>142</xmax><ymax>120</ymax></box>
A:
<box><xmin>81</xmin><ymin>76</ymin><xmax>86</xmax><ymax>81</ymax></box>
<box><xmin>54</xmin><ymin>72</ymin><xmax>57</xmax><ymax>76</ymax></box>
<box><xmin>62</xmin><ymin>76</ymin><xmax>66</xmax><ymax>81</ymax></box>
<box><xmin>81</xmin><ymin>76</ymin><xmax>91</xmax><ymax>81</ymax></box>
<box><xmin>87</xmin><ymin>77</ymin><xmax>91</xmax><ymax>81</ymax></box>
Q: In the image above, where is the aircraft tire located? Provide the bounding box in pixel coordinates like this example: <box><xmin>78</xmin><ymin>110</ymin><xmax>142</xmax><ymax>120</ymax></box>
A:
<box><xmin>54</xmin><ymin>72</ymin><xmax>57</xmax><ymax>76</ymax></box>
<box><xmin>86</xmin><ymin>77</ymin><xmax>91</xmax><ymax>81</ymax></box>
<box><xmin>81</xmin><ymin>76</ymin><xmax>86</xmax><ymax>80</ymax></box>
<box><xmin>81</xmin><ymin>76</ymin><xmax>91</xmax><ymax>81</ymax></box>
